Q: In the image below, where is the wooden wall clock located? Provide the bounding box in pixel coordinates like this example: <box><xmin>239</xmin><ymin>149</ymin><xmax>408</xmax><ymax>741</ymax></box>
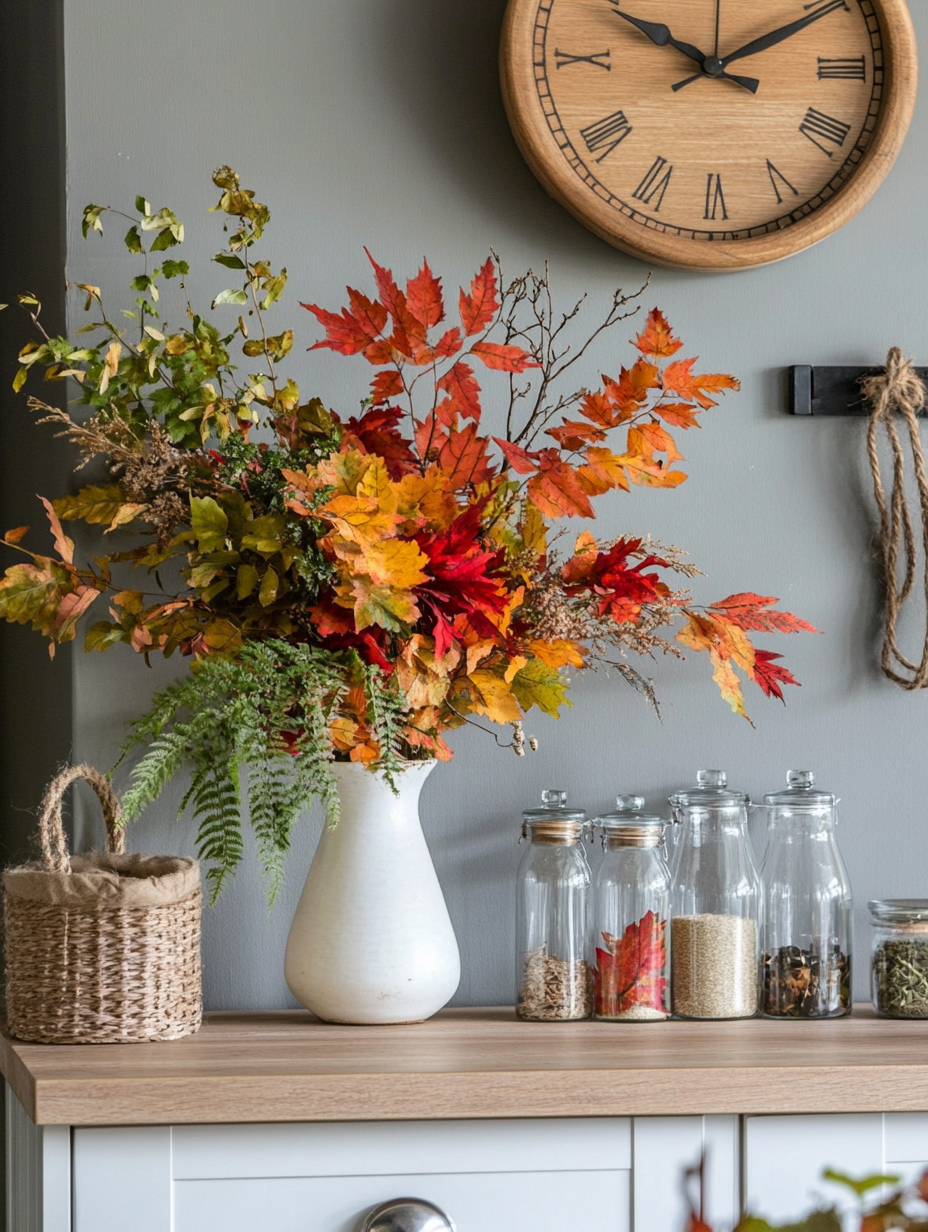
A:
<box><xmin>500</xmin><ymin>0</ymin><xmax>918</xmax><ymax>270</ymax></box>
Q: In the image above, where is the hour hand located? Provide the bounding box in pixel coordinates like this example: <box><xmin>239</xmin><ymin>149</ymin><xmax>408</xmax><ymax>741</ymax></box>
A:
<box><xmin>609</xmin><ymin>4</ymin><xmax>707</xmax><ymax>65</ymax></box>
<box><xmin>610</xmin><ymin>4</ymin><xmax>760</xmax><ymax>93</ymax></box>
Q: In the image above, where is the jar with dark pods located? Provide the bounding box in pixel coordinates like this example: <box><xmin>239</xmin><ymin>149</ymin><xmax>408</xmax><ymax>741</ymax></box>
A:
<box><xmin>760</xmin><ymin>771</ymin><xmax>852</xmax><ymax>1019</ymax></box>
<box><xmin>515</xmin><ymin>790</ymin><xmax>592</xmax><ymax>1021</ymax></box>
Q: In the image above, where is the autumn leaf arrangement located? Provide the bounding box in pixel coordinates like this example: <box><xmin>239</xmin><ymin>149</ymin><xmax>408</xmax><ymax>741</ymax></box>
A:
<box><xmin>2</xmin><ymin>166</ymin><xmax>814</xmax><ymax>900</ymax></box>
<box><xmin>688</xmin><ymin>1167</ymin><xmax>928</xmax><ymax>1232</ymax></box>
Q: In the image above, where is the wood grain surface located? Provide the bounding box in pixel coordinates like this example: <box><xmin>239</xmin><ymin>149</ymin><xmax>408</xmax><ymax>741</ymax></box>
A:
<box><xmin>5</xmin><ymin>1006</ymin><xmax>928</xmax><ymax>1126</ymax></box>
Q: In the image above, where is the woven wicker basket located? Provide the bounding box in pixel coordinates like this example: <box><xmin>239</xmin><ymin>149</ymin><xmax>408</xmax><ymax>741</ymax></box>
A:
<box><xmin>3</xmin><ymin>764</ymin><xmax>202</xmax><ymax>1044</ymax></box>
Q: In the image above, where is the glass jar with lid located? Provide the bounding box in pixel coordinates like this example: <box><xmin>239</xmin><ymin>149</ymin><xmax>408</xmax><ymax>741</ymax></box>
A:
<box><xmin>761</xmin><ymin>771</ymin><xmax>851</xmax><ymax>1019</ymax></box>
<box><xmin>592</xmin><ymin>796</ymin><xmax>670</xmax><ymax>1022</ymax></box>
<box><xmin>668</xmin><ymin>769</ymin><xmax>761</xmax><ymax>1020</ymax></box>
<box><xmin>869</xmin><ymin>900</ymin><xmax>928</xmax><ymax>1018</ymax></box>
<box><xmin>516</xmin><ymin>789</ymin><xmax>591</xmax><ymax>1021</ymax></box>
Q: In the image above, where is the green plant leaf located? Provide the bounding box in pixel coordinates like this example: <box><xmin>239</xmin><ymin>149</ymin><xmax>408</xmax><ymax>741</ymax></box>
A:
<box><xmin>510</xmin><ymin>659</ymin><xmax>570</xmax><ymax>718</ymax></box>
<box><xmin>212</xmin><ymin>288</ymin><xmax>248</xmax><ymax>308</ymax></box>
<box><xmin>189</xmin><ymin>497</ymin><xmax>229</xmax><ymax>552</ymax></box>
<box><xmin>214</xmin><ymin>253</ymin><xmax>246</xmax><ymax>270</ymax></box>
<box><xmin>822</xmin><ymin>1170</ymin><xmax>899</xmax><ymax>1197</ymax></box>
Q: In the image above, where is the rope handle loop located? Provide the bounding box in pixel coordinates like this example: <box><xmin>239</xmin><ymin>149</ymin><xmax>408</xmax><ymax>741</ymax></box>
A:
<box><xmin>38</xmin><ymin>764</ymin><xmax>125</xmax><ymax>873</ymax></box>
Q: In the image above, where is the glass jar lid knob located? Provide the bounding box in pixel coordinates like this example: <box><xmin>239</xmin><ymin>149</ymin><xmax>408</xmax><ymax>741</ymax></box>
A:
<box><xmin>615</xmin><ymin>794</ymin><xmax>645</xmax><ymax>812</ymax></box>
<box><xmin>541</xmin><ymin>788</ymin><xmax>568</xmax><ymax>810</ymax></box>
<box><xmin>787</xmin><ymin>770</ymin><xmax>815</xmax><ymax>789</ymax></box>
<box><xmin>697</xmin><ymin>769</ymin><xmax>727</xmax><ymax>789</ymax></box>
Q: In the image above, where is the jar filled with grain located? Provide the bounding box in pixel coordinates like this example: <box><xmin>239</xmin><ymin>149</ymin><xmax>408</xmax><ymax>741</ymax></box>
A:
<box><xmin>669</xmin><ymin>770</ymin><xmax>761</xmax><ymax>1019</ymax></box>
<box><xmin>761</xmin><ymin>771</ymin><xmax>852</xmax><ymax>1019</ymax></box>
<box><xmin>592</xmin><ymin>797</ymin><xmax>671</xmax><ymax>1022</ymax></box>
<box><xmin>870</xmin><ymin>900</ymin><xmax>928</xmax><ymax>1018</ymax></box>
<box><xmin>516</xmin><ymin>790</ymin><xmax>592</xmax><ymax>1021</ymax></box>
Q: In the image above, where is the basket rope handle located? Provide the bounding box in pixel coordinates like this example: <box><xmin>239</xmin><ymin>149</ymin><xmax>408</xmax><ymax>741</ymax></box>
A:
<box><xmin>38</xmin><ymin>765</ymin><xmax>125</xmax><ymax>873</ymax></box>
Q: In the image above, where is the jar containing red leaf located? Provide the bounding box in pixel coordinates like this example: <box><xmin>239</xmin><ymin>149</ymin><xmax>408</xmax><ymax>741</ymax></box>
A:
<box><xmin>592</xmin><ymin>796</ymin><xmax>670</xmax><ymax>1022</ymax></box>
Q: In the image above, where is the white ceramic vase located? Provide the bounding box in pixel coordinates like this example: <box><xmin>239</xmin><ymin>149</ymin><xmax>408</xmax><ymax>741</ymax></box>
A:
<box><xmin>284</xmin><ymin>759</ymin><xmax>461</xmax><ymax>1024</ymax></box>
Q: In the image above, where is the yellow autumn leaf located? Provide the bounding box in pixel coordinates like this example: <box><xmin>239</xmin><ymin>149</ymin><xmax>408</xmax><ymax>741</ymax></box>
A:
<box><xmin>529</xmin><ymin>638</ymin><xmax>587</xmax><ymax>669</ymax></box>
<box><xmin>359</xmin><ymin>538</ymin><xmax>428</xmax><ymax>588</ymax></box>
<box><xmin>322</xmin><ymin>493</ymin><xmax>403</xmax><ymax>545</ymax></box>
<box><xmin>710</xmin><ymin>651</ymin><xmax>749</xmax><ymax>722</ymax></box>
<box><xmin>467</xmin><ymin>669</ymin><xmax>522</xmax><ymax>724</ymax></box>
<box><xmin>99</xmin><ymin>340</ymin><xmax>122</xmax><ymax>394</ymax></box>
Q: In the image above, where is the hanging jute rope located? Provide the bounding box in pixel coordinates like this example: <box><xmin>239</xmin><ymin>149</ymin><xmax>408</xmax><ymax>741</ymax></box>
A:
<box><xmin>862</xmin><ymin>347</ymin><xmax>928</xmax><ymax>689</ymax></box>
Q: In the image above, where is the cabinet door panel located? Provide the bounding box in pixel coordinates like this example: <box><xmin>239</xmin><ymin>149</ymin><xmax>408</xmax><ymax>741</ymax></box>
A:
<box><xmin>634</xmin><ymin>1116</ymin><xmax>738</xmax><ymax>1232</ymax></box>
<box><xmin>73</xmin><ymin>1127</ymin><xmax>171</xmax><ymax>1232</ymax></box>
<box><xmin>744</xmin><ymin>1115</ymin><xmax>884</xmax><ymax>1224</ymax></box>
<box><xmin>174</xmin><ymin>1170</ymin><xmax>631</xmax><ymax>1232</ymax></box>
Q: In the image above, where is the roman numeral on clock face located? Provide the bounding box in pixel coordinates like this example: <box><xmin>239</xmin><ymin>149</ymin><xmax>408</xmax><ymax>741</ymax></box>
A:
<box><xmin>632</xmin><ymin>156</ymin><xmax>673</xmax><ymax>210</ymax></box>
<box><xmin>766</xmin><ymin>159</ymin><xmax>799</xmax><ymax>204</ymax></box>
<box><xmin>581</xmin><ymin>110</ymin><xmax>632</xmax><ymax>161</ymax></box>
<box><xmin>704</xmin><ymin>174</ymin><xmax>728</xmax><ymax>221</ymax></box>
<box><xmin>799</xmin><ymin>107</ymin><xmax>851</xmax><ymax>156</ymax></box>
<box><xmin>818</xmin><ymin>55</ymin><xmax>866</xmax><ymax>80</ymax></box>
<box><xmin>555</xmin><ymin>48</ymin><xmax>611</xmax><ymax>70</ymax></box>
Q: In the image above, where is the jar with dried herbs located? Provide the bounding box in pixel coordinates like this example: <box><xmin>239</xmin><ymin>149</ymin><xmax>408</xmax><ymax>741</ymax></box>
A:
<box><xmin>870</xmin><ymin>900</ymin><xmax>928</xmax><ymax>1018</ymax></box>
<box><xmin>760</xmin><ymin>771</ymin><xmax>852</xmax><ymax>1019</ymax></box>
<box><xmin>592</xmin><ymin>797</ymin><xmax>670</xmax><ymax>1022</ymax></box>
<box><xmin>516</xmin><ymin>790</ymin><xmax>592</xmax><ymax>1021</ymax></box>
<box><xmin>669</xmin><ymin>770</ymin><xmax>761</xmax><ymax>1020</ymax></box>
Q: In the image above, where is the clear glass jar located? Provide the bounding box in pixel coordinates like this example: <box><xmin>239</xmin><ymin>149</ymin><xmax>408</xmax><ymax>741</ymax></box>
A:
<box><xmin>669</xmin><ymin>769</ymin><xmax>761</xmax><ymax>1020</ymax></box>
<box><xmin>592</xmin><ymin>796</ymin><xmax>670</xmax><ymax>1022</ymax></box>
<box><xmin>760</xmin><ymin>771</ymin><xmax>852</xmax><ymax>1019</ymax></box>
<box><xmin>516</xmin><ymin>789</ymin><xmax>591</xmax><ymax>1021</ymax></box>
<box><xmin>870</xmin><ymin>899</ymin><xmax>928</xmax><ymax>1018</ymax></box>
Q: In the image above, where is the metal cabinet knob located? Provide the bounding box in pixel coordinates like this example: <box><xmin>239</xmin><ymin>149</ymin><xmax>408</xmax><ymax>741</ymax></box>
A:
<box><xmin>357</xmin><ymin>1196</ymin><xmax>456</xmax><ymax>1232</ymax></box>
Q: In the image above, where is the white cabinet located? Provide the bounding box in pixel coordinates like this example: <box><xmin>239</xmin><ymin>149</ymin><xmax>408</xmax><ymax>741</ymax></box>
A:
<box><xmin>744</xmin><ymin>1114</ymin><xmax>928</xmax><ymax>1225</ymax></box>
<box><xmin>10</xmin><ymin>1087</ymin><xmax>928</xmax><ymax>1232</ymax></box>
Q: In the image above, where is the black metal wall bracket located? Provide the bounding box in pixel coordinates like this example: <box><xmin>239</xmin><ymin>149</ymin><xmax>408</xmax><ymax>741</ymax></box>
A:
<box><xmin>789</xmin><ymin>365</ymin><xmax>928</xmax><ymax>416</ymax></box>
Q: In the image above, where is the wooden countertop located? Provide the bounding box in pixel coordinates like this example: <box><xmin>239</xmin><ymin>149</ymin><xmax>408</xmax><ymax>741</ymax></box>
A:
<box><xmin>4</xmin><ymin>1006</ymin><xmax>928</xmax><ymax>1126</ymax></box>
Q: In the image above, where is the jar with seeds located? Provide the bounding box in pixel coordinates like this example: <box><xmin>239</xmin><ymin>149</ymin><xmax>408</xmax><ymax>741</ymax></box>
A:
<box><xmin>761</xmin><ymin>771</ymin><xmax>852</xmax><ymax>1019</ymax></box>
<box><xmin>592</xmin><ymin>796</ymin><xmax>670</xmax><ymax>1022</ymax></box>
<box><xmin>516</xmin><ymin>790</ymin><xmax>592</xmax><ymax>1021</ymax></box>
<box><xmin>870</xmin><ymin>900</ymin><xmax>928</xmax><ymax>1018</ymax></box>
<box><xmin>669</xmin><ymin>770</ymin><xmax>761</xmax><ymax>1020</ymax></box>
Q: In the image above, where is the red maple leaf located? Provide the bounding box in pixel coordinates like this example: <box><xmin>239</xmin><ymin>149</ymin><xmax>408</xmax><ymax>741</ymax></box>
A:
<box><xmin>751</xmin><ymin>649</ymin><xmax>800</xmax><ymax>702</ymax></box>
<box><xmin>414</xmin><ymin>504</ymin><xmax>510</xmax><ymax>658</ymax></box>
<box><xmin>594</xmin><ymin>911</ymin><xmax>667</xmax><ymax>1016</ymax></box>
<box><xmin>340</xmin><ymin>407</ymin><xmax>418</xmax><ymax>480</ymax></box>
<box><xmin>562</xmin><ymin>538</ymin><xmax>669</xmax><ymax>623</ymax></box>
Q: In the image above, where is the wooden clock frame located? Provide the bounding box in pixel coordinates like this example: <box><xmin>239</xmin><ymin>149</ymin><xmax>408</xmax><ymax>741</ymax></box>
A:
<box><xmin>500</xmin><ymin>0</ymin><xmax>918</xmax><ymax>270</ymax></box>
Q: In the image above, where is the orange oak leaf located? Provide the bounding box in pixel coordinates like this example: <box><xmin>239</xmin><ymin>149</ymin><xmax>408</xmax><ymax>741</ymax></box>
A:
<box><xmin>636</xmin><ymin>420</ymin><xmax>684</xmax><ymax>464</ymax></box>
<box><xmin>405</xmin><ymin>260</ymin><xmax>444</xmax><ymax>329</ymax></box>
<box><xmin>652</xmin><ymin>401</ymin><xmax>702</xmax><ymax>429</ymax></box>
<box><xmin>39</xmin><ymin>497</ymin><xmax>75</xmax><ymax>565</ymax></box>
<box><xmin>604</xmin><ymin>359</ymin><xmax>660</xmax><ymax>414</ymax></box>
<box><xmin>459</xmin><ymin>257</ymin><xmax>499</xmax><ymax>336</ymax></box>
<box><xmin>3</xmin><ymin>526</ymin><xmax>29</xmax><ymax>545</ymax></box>
<box><xmin>431</xmin><ymin>327</ymin><xmax>462</xmax><ymax>359</ymax></box>
<box><xmin>709</xmin><ymin>593</ymin><xmax>818</xmax><ymax>635</ymax></box>
<box><xmin>634</xmin><ymin>308</ymin><xmax>683</xmax><ymax>358</ymax></box>
<box><xmin>577</xmin><ymin>389</ymin><xmax>620</xmax><ymax>428</ymax></box>
<box><xmin>436</xmin><ymin>422</ymin><xmax>495</xmax><ymax>489</ymax></box>
<box><xmin>545</xmin><ymin>420</ymin><xmax>607</xmax><ymax>450</ymax></box>
<box><xmin>470</xmin><ymin>340</ymin><xmax>538</xmax><ymax>373</ymax></box>
<box><xmin>493</xmin><ymin>437</ymin><xmax>539</xmax><ymax>475</ymax></box>
<box><xmin>576</xmin><ymin>447</ymin><xmax>631</xmax><ymax>495</ymax></box>
<box><xmin>594</xmin><ymin>911</ymin><xmax>667</xmax><ymax>1016</ymax></box>
<box><xmin>437</xmin><ymin>361</ymin><xmax>482</xmax><ymax>422</ymax></box>
<box><xmin>663</xmin><ymin>356</ymin><xmax>740</xmax><ymax>408</ymax></box>
<box><xmin>527</xmin><ymin>452</ymin><xmax>596</xmax><ymax>519</ymax></box>
<box><xmin>370</xmin><ymin>369</ymin><xmax>404</xmax><ymax>404</ymax></box>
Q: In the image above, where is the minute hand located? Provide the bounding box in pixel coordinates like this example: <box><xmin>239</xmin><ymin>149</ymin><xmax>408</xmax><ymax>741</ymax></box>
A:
<box><xmin>719</xmin><ymin>0</ymin><xmax>849</xmax><ymax>67</ymax></box>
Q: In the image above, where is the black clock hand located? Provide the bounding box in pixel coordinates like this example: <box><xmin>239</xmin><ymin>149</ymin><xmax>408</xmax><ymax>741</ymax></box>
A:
<box><xmin>673</xmin><ymin>0</ymin><xmax>848</xmax><ymax>87</ymax></box>
<box><xmin>610</xmin><ymin>5</ymin><xmax>760</xmax><ymax>92</ymax></box>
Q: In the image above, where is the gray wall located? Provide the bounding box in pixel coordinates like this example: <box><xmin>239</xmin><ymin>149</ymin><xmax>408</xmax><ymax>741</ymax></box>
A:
<box><xmin>36</xmin><ymin>0</ymin><xmax>928</xmax><ymax>1008</ymax></box>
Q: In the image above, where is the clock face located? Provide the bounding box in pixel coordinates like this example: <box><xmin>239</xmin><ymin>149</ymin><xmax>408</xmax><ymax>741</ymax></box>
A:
<box><xmin>501</xmin><ymin>0</ymin><xmax>917</xmax><ymax>268</ymax></box>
